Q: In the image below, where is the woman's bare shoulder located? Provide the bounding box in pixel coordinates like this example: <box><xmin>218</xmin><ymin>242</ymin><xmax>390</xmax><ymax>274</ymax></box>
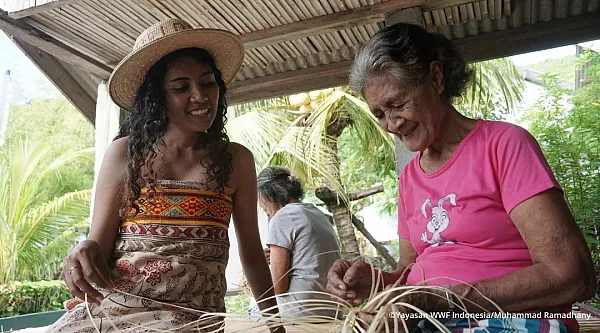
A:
<box><xmin>227</xmin><ymin>142</ymin><xmax>255</xmax><ymax>165</ymax></box>
<box><xmin>102</xmin><ymin>136</ymin><xmax>129</xmax><ymax>171</ymax></box>
<box><xmin>226</xmin><ymin>142</ymin><xmax>256</xmax><ymax>186</ymax></box>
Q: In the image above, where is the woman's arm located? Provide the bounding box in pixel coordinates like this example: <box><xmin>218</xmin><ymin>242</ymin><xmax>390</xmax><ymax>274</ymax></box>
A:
<box><xmin>62</xmin><ymin>137</ymin><xmax>128</xmax><ymax>303</ymax></box>
<box><xmin>229</xmin><ymin>143</ymin><xmax>281</xmax><ymax>317</ymax></box>
<box><xmin>381</xmin><ymin>238</ymin><xmax>418</xmax><ymax>286</ymax></box>
<box><xmin>436</xmin><ymin>126</ymin><xmax>597</xmax><ymax>313</ymax></box>
<box><xmin>86</xmin><ymin>137</ymin><xmax>128</xmax><ymax>259</ymax></box>
<box><xmin>269</xmin><ymin>245</ymin><xmax>291</xmax><ymax>294</ymax></box>
<box><xmin>439</xmin><ymin>188</ymin><xmax>596</xmax><ymax>313</ymax></box>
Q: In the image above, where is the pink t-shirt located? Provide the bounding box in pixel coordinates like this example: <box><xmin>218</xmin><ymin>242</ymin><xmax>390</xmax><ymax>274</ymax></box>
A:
<box><xmin>398</xmin><ymin>119</ymin><xmax>577</xmax><ymax>332</ymax></box>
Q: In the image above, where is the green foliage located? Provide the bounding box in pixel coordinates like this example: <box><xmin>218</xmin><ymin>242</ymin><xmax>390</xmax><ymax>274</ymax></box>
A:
<box><xmin>224</xmin><ymin>294</ymin><xmax>252</xmax><ymax>316</ymax></box>
<box><xmin>458</xmin><ymin>58</ymin><xmax>525</xmax><ymax>120</ymax></box>
<box><xmin>522</xmin><ymin>50</ymin><xmax>600</xmax><ymax>288</ymax></box>
<box><xmin>528</xmin><ymin>55</ymin><xmax>577</xmax><ymax>81</ymax></box>
<box><xmin>0</xmin><ymin>280</ymin><xmax>70</xmax><ymax>318</ymax></box>
<box><xmin>4</xmin><ymin>98</ymin><xmax>95</xmax><ymax>203</ymax></box>
<box><xmin>0</xmin><ymin>97</ymin><xmax>95</xmax><ymax>283</ymax></box>
<box><xmin>338</xmin><ymin>126</ymin><xmax>397</xmax><ymax>216</ymax></box>
<box><xmin>0</xmin><ymin>138</ymin><xmax>93</xmax><ymax>283</ymax></box>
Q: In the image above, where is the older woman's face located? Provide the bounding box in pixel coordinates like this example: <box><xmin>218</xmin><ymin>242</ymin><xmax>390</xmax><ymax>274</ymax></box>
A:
<box><xmin>259</xmin><ymin>197</ymin><xmax>282</xmax><ymax>221</ymax></box>
<box><xmin>163</xmin><ymin>56</ymin><xmax>220</xmax><ymax>133</ymax></box>
<box><xmin>363</xmin><ymin>64</ymin><xmax>446</xmax><ymax>152</ymax></box>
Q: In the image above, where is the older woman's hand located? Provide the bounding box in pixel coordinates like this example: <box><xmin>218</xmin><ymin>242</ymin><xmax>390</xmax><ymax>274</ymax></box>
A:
<box><xmin>327</xmin><ymin>259</ymin><xmax>381</xmax><ymax>306</ymax></box>
<box><xmin>357</xmin><ymin>285</ymin><xmax>447</xmax><ymax>332</ymax></box>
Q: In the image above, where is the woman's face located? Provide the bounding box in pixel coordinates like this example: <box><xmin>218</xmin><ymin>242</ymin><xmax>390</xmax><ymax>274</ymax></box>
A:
<box><xmin>163</xmin><ymin>56</ymin><xmax>220</xmax><ymax>133</ymax></box>
<box><xmin>363</xmin><ymin>62</ymin><xmax>447</xmax><ymax>152</ymax></box>
<box><xmin>259</xmin><ymin>197</ymin><xmax>282</xmax><ymax>221</ymax></box>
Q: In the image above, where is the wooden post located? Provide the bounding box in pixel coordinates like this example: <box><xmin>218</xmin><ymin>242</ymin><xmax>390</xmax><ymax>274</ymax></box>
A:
<box><xmin>385</xmin><ymin>7</ymin><xmax>424</xmax><ymax>176</ymax></box>
<box><xmin>89</xmin><ymin>82</ymin><xmax>122</xmax><ymax>224</ymax></box>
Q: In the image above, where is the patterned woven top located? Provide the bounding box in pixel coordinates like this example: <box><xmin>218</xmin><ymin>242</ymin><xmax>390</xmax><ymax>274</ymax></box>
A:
<box><xmin>110</xmin><ymin>180</ymin><xmax>232</xmax><ymax>317</ymax></box>
<box><xmin>121</xmin><ymin>179</ymin><xmax>233</xmax><ymax>230</ymax></box>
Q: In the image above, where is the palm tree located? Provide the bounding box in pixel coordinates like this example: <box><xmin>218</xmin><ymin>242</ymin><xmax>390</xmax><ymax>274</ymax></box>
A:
<box><xmin>460</xmin><ymin>58</ymin><xmax>525</xmax><ymax>119</ymax></box>
<box><xmin>0</xmin><ymin>139</ymin><xmax>93</xmax><ymax>283</ymax></box>
<box><xmin>227</xmin><ymin>58</ymin><xmax>524</xmax><ymax>261</ymax></box>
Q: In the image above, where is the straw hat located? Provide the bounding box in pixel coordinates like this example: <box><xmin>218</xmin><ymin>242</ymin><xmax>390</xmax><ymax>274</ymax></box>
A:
<box><xmin>108</xmin><ymin>18</ymin><xmax>245</xmax><ymax>111</ymax></box>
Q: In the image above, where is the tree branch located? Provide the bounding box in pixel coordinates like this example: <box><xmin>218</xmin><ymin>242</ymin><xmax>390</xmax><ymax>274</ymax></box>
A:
<box><xmin>316</xmin><ymin>184</ymin><xmax>384</xmax><ymax>204</ymax></box>
<box><xmin>348</xmin><ymin>184</ymin><xmax>384</xmax><ymax>201</ymax></box>
<box><xmin>352</xmin><ymin>215</ymin><xmax>397</xmax><ymax>268</ymax></box>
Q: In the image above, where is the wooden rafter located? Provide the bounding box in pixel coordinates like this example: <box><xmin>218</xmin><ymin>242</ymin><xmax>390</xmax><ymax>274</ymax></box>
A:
<box><xmin>227</xmin><ymin>61</ymin><xmax>351</xmax><ymax>104</ymax></box>
<box><xmin>16</xmin><ymin>40</ymin><xmax>97</xmax><ymax>124</ymax></box>
<box><xmin>240</xmin><ymin>0</ymin><xmax>425</xmax><ymax>49</ymax></box>
<box><xmin>458</xmin><ymin>12</ymin><xmax>600</xmax><ymax>62</ymax></box>
<box><xmin>228</xmin><ymin>11</ymin><xmax>600</xmax><ymax>105</ymax></box>
<box><xmin>9</xmin><ymin>0</ymin><xmax>84</xmax><ymax>19</ymax></box>
<box><xmin>0</xmin><ymin>10</ymin><xmax>112</xmax><ymax>78</ymax></box>
<box><xmin>422</xmin><ymin>0</ymin><xmax>488</xmax><ymax>11</ymax></box>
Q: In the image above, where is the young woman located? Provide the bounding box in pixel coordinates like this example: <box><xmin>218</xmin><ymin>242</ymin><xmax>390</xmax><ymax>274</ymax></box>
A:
<box><xmin>46</xmin><ymin>19</ymin><xmax>283</xmax><ymax>333</ymax></box>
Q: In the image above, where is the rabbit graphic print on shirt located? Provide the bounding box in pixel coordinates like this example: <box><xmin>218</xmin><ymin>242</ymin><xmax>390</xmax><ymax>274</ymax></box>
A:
<box><xmin>420</xmin><ymin>193</ymin><xmax>458</xmax><ymax>247</ymax></box>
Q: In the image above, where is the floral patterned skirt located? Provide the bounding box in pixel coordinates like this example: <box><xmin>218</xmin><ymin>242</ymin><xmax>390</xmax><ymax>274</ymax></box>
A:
<box><xmin>45</xmin><ymin>184</ymin><xmax>233</xmax><ymax>333</ymax></box>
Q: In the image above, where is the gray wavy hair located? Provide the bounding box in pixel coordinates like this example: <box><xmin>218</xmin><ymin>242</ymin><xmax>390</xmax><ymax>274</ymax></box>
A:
<box><xmin>257</xmin><ymin>166</ymin><xmax>304</xmax><ymax>205</ymax></box>
<box><xmin>349</xmin><ymin>23</ymin><xmax>473</xmax><ymax>102</ymax></box>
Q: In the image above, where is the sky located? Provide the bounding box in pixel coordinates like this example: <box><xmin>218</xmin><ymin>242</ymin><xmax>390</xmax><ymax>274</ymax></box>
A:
<box><xmin>510</xmin><ymin>40</ymin><xmax>600</xmax><ymax>67</ymax></box>
<box><xmin>0</xmin><ymin>32</ymin><xmax>60</xmax><ymax>99</ymax></box>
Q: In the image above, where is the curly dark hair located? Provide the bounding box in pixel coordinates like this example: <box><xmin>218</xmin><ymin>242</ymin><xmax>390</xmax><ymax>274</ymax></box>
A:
<box><xmin>114</xmin><ymin>48</ymin><xmax>232</xmax><ymax>219</ymax></box>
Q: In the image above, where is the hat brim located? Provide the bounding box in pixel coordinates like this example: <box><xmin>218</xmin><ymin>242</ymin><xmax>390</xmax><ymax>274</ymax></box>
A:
<box><xmin>108</xmin><ymin>29</ymin><xmax>244</xmax><ymax>112</ymax></box>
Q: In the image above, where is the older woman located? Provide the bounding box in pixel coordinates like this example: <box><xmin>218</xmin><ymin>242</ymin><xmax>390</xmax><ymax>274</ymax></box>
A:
<box><xmin>258</xmin><ymin>166</ymin><xmax>342</xmax><ymax>321</ymax></box>
<box><xmin>326</xmin><ymin>23</ymin><xmax>596</xmax><ymax>333</ymax></box>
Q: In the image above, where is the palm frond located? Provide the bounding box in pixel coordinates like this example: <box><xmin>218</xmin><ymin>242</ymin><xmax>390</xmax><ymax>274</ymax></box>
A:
<box><xmin>226</xmin><ymin>110</ymin><xmax>292</xmax><ymax>168</ymax></box>
<box><xmin>267</xmin><ymin>126</ymin><xmax>342</xmax><ymax>193</ymax></box>
<box><xmin>3</xmin><ymin>140</ymin><xmax>50</xmax><ymax>228</ymax></box>
<box><xmin>0</xmin><ymin>138</ymin><xmax>93</xmax><ymax>283</ymax></box>
<box><xmin>342</xmin><ymin>92</ymin><xmax>395</xmax><ymax>165</ymax></box>
<box><xmin>2</xmin><ymin>189</ymin><xmax>90</xmax><ymax>283</ymax></box>
<box><xmin>459</xmin><ymin>58</ymin><xmax>525</xmax><ymax>118</ymax></box>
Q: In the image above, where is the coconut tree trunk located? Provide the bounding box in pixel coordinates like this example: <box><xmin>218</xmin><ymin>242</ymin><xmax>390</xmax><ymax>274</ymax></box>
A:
<box><xmin>316</xmin><ymin>185</ymin><xmax>396</xmax><ymax>265</ymax></box>
<box><xmin>322</xmin><ymin>115</ymin><xmax>361</xmax><ymax>257</ymax></box>
<box><xmin>330</xmin><ymin>200</ymin><xmax>360</xmax><ymax>257</ymax></box>
<box><xmin>316</xmin><ymin>184</ymin><xmax>360</xmax><ymax>259</ymax></box>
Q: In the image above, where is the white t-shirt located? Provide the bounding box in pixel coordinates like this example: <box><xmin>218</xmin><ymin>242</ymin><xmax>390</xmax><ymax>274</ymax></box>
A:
<box><xmin>266</xmin><ymin>202</ymin><xmax>342</xmax><ymax>319</ymax></box>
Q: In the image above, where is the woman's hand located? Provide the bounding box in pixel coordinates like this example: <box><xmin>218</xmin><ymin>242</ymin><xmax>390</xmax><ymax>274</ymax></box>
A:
<box><xmin>327</xmin><ymin>259</ymin><xmax>381</xmax><ymax>306</ymax></box>
<box><xmin>61</xmin><ymin>239</ymin><xmax>115</xmax><ymax>305</ymax></box>
<box><xmin>357</xmin><ymin>286</ymin><xmax>446</xmax><ymax>331</ymax></box>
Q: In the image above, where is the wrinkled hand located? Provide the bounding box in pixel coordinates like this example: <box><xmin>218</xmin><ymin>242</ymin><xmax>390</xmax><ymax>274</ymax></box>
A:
<box><xmin>358</xmin><ymin>285</ymin><xmax>442</xmax><ymax>332</ymax></box>
<box><xmin>61</xmin><ymin>240</ymin><xmax>115</xmax><ymax>305</ymax></box>
<box><xmin>326</xmin><ymin>259</ymin><xmax>380</xmax><ymax>306</ymax></box>
<box><xmin>264</xmin><ymin>247</ymin><xmax>271</xmax><ymax>264</ymax></box>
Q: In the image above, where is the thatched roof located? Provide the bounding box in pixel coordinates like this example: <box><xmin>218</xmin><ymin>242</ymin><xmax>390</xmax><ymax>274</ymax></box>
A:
<box><xmin>0</xmin><ymin>0</ymin><xmax>599</xmax><ymax>123</ymax></box>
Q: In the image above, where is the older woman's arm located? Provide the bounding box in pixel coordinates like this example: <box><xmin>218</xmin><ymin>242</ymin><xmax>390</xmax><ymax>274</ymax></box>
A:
<box><xmin>269</xmin><ymin>245</ymin><xmax>291</xmax><ymax>294</ymax></box>
<box><xmin>436</xmin><ymin>188</ymin><xmax>596</xmax><ymax>313</ymax></box>
<box><xmin>382</xmin><ymin>238</ymin><xmax>418</xmax><ymax>286</ymax></box>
